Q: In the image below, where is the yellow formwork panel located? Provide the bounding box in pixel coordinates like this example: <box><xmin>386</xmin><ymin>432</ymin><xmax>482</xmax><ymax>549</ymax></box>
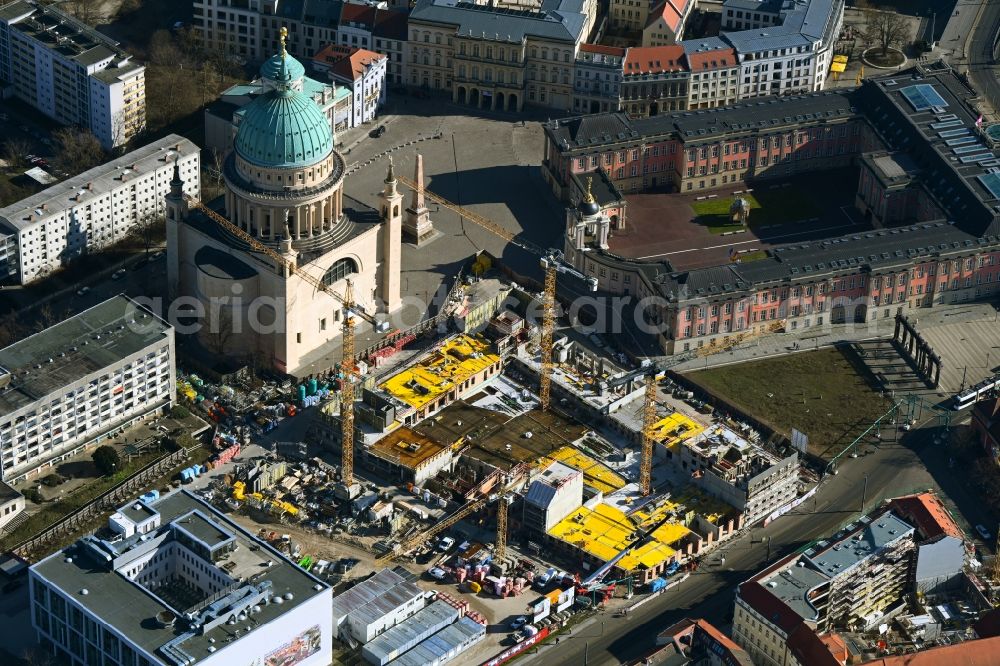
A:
<box><xmin>379</xmin><ymin>334</ymin><xmax>500</xmax><ymax>410</ymax></box>
<box><xmin>537</xmin><ymin>446</ymin><xmax>627</xmax><ymax>494</ymax></box>
<box><xmin>549</xmin><ymin>500</ymin><xmax>691</xmax><ymax>571</ymax></box>
<box><xmin>650</xmin><ymin>412</ymin><xmax>704</xmax><ymax>448</ymax></box>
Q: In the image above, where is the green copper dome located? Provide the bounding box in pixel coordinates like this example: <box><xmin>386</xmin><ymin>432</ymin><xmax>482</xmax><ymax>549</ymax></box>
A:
<box><xmin>260</xmin><ymin>51</ymin><xmax>305</xmax><ymax>85</ymax></box>
<box><xmin>234</xmin><ymin>87</ymin><xmax>333</xmax><ymax>168</ymax></box>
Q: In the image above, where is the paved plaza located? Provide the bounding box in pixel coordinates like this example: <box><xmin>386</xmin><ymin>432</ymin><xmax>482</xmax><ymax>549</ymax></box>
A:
<box><xmin>294</xmin><ymin>98</ymin><xmax>566</xmax><ymax>376</ymax></box>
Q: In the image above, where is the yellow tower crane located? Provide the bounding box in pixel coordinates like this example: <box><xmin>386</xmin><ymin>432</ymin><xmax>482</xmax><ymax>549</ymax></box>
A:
<box><xmin>640</xmin><ymin>372</ymin><xmax>658</xmax><ymax>496</ymax></box>
<box><xmin>183</xmin><ymin>196</ymin><xmax>377</xmax><ymax>486</ymax></box>
<box><xmin>495</xmin><ymin>493</ymin><xmax>511</xmax><ymax>560</ymax></box>
<box><xmin>340</xmin><ymin>279</ymin><xmax>356</xmax><ymax>487</ymax></box>
<box><xmin>394</xmin><ymin>174</ymin><xmax>596</xmax><ymax>411</ymax></box>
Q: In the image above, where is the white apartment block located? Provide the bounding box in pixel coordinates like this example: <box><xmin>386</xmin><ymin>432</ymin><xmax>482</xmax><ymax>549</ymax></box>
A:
<box><xmin>0</xmin><ymin>0</ymin><xmax>146</xmax><ymax>149</ymax></box>
<box><xmin>721</xmin><ymin>0</ymin><xmax>844</xmax><ymax>98</ymax></box>
<box><xmin>0</xmin><ymin>295</ymin><xmax>175</xmax><ymax>483</ymax></box>
<box><xmin>192</xmin><ymin>0</ymin><xmax>409</xmax><ymax>86</ymax></box>
<box><xmin>0</xmin><ymin>135</ymin><xmax>199</xmax><ymax>284</ymax></box>
<box><xmin>30</xmin><ymin>490</ymin><xmax>332</xmax><ymax>666</ymax></box>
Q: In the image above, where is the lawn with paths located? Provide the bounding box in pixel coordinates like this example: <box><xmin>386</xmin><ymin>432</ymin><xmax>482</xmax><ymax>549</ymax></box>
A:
<box><xmin>686</xmin><ymin>347</ymin><xmax>893</xmax><ymax>460</ymax></box>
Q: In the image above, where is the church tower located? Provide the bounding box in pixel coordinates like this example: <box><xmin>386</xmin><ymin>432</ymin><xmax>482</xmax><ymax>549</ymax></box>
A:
<box><xmin>164</xmin><ymin>160</ymin><xmax>187</xmax><ymax>299</ymax></box>
<box><xmin>380</xmin><ymin>158</ymin><xmax>402</xmax><ymax>312</ymax></box>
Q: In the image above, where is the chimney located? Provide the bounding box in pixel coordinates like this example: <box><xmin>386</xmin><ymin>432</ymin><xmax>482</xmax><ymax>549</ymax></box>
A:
<box><xmin>87</xmin><ymin>182</ymin><xmax>93</xmax><ymax>191</ymax></box>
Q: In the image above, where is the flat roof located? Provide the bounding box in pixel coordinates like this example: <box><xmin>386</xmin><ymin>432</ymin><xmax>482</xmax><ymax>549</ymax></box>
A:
<box><xmin>535</xmin><ymin>445</ymin><xmax>625</xmax><ymax>494</ymax></box>
<box><xmin>31</xmin><ymin>490</ymin><xmax>329</xmax><ymax>666</ymax></box>
<box><xmin>370</xmin><ymin>427</ymin><xmax>450</xmax><ymax>470</ymax></box>
<box><xmin>0</xmin><ymin>295</ymin><xmax>172</xmax><ymax>417</ymax></box>
<box><xmin>0</xmin><ymin>135</ymin><xmax>197</xmax><ymax>233</ymax></box>
<box><xmin>806</xmin><ymin>511</ymin><xmax>915</xmax><ymax>577</ymax></box>
<box><xmin>412</xmin><ymin>400</ymin><xmax>510</xmax><ymax>445</ymax></box>
<box><xmin>118</xmin><ymin>500</ymin><xmax>158</xmax><ymax>525</ymax></box>
<box><xmin>172</xmin><ymin>510</ymin><xmax>234</xmax><ymax>551</ymax></box>
<box><xmin>758</xmin><ymin>562</ymin><xmax>830</xmax><ymax>622</ymax></box>
<box><xmin>4</xmin><ymin>0</ymin><xmax>137</xmax><ymax>68</ymax></box>
<box><xmin>548</xmin><ymin>499</ymin><xmax>691</xmax><ymax>571</ymax></box>
<box><xmin>378</xmin><ymin>334</ymin><xmax>500</xmax><ymax>410</ymax></box>
<box><xmin>468</xmin><ymin>410</ymin><xmax>587</xmax><ymax>472</ymax></box>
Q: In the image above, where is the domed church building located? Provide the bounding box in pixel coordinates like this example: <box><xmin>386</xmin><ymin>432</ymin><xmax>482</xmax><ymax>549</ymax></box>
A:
<box><xmin>166</xmin><ymin>29</ymin><xmax>402</xmax><ymax>375</ymax></box>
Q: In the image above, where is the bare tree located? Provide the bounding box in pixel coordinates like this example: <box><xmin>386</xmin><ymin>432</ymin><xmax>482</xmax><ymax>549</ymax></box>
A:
<box><xmin>0</xmin><ymin>311</ymin><xmax>25</xmax><ymax>348</ymax></box>
<box><xmin>2</xmin><ymin>137</ymin><xmax>32</xmax><ymax>170</ymax></box>
<box><xmin>36</xmin><ymin>304</ymin><xmax>57</xmax><ymax>332</ymax></box>
<box><xmin>66</xmin><ymin>0</ymin><xmax>100</xmax><ymax>24</ymax></box>
<box><xmin>130</xmin><ymin>208</ymin><xmax>165</xmax><ymax>258</ymax></box>
<box><xmin>52</xmin><ymin>128</ymin><xmax>106</xmax><ymax>176</ymax></box>
<box><xmin>863</xmin><ymin>8</ymin><xmax>908</xmax><ymax>57</ymax></box>
<box><xmin>206</xmin><ymin>307</ymin><xmax>234</xmax><ymax>355</ymax></box>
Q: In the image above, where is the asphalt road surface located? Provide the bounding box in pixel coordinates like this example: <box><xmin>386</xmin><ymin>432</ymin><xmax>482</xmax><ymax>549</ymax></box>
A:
<box><xmin>519</xmin><ymin>415</ymin><xmax>989</xmax><ymax>666</ymax></box>
<box><xmin>968</xmin><ymin>0</ymin><xmax>1000</xmax><ymax>112</ymax></box>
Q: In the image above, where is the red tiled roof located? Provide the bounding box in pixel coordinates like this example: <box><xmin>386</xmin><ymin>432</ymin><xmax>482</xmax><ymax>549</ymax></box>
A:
<box><xmin>656</xmin><ymin>618</ymin><xmax>753</xmax><ymax>666</ymax></box>
<box><xmin>314</xmin><ymin>46</ymin><xmax>386</xmax><ymax>82</ymax></box>
<box><xmin>580</xmin><ymin>43</ymin><xmax>626</xmax><ymax>56</ymax></box>
<box><xmin>645</xmin><ymin>0</ymin><xmax>691</xmax><ymax>32</ymax></box>
<box><xmin>737</xmin><ymin>581</ymin><xmax>804</xmax><ymax>634</ymax></box>
<box><xmin>339</xmin><ymin>3</ymin><xmax>375</xmax><ymax>27</ymax></box>
<box><xmin>860</xmin><ymin>634</ymin><xmax>1000</xmax><ymax>665</ymax></box>
<box><xmin>373</xmin><ymin>10</ymin><xmax>408</xmax><ymax>42</ymax></box>
<box><xmin>888</xmin><ymin>493</ymin><xmax>964</xmax><ymax>542</ymax></box>
<box><xmin>623</xmin><ymin>45</ymin><xmax>687</xmax><ymax>75</ymax></box>
<box><xmin>685</xmin><ymin>46</ymin><xmax>738</xmax><ymax>71</ymax></box>
<box><xmin>313</xmin><ymin>43</ymin><xmax>353</xmax><ymax>66</ymax></box>
<box><xmin>786</xmin><ymin>626</ymin><xmax>845</xmax><ymax>666</ymax></box>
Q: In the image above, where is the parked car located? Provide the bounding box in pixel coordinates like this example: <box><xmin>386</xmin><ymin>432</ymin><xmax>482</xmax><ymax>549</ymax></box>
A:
<box><xmin>436</xmin><ymin>536</ymin><xmax>455</xmax><ymax>552</ymax></box>
<box><xmin>509</xmin><ymin>616</ymin><xmax>528</xmax><ymax>630</ymax></box>
<box><xmin>975</xmin><ymin>524</ymin><xmax>992</xmax><ymax>541</ymax></box>
<box><xmin>76</xmin><ymin>286</ymin><xmax>90</xmax><ymax>296</ymax></box>
<box><xmin>427</xmin><ymin>567</ymin><xmax>447</xmax><ymax>581</ymax></box>
<box><xmin>369</xmin><ymin>124</ymin><xmax>386</xmax><ymax>138</ymax></box>
<box><xmin>112</xmin><ymin>268</ymin><xmax>126</xmax><ymax>280</ymax></box>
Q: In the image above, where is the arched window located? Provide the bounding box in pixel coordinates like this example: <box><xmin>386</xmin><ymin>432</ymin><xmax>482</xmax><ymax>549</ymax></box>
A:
<box><xmin>323</xmin><ymin>257</ymin><xmax>358</xmax><ymax>286</ymax></box>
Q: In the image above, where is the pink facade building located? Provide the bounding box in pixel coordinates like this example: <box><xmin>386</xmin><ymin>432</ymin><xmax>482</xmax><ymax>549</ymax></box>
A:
<box><xmin>545</xmin><ymin>65</ymin><xmax>1000</xmax><ymax>354</ymax></box>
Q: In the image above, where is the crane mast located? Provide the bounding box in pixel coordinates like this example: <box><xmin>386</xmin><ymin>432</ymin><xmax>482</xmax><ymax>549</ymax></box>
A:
<box><xmin>495</xmin><ymin>494</ymin><xmax>510</xmax><ymax>560</ymax></box>
<box><xmin>640</xmin><ymin>373</ymin><xmax>657</xmax><ymax>496</ymax></box>
<box><xmin>341</xmin><ymin>279</ymin><xmax>356</xmax><ymax>487</ymax></box>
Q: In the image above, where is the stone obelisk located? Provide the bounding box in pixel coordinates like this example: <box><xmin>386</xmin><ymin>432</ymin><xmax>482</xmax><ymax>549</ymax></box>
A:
<box><xmin>404</xmin><ymin>153</ymin><xmax>434</xmax><ymax>245</ymax></box>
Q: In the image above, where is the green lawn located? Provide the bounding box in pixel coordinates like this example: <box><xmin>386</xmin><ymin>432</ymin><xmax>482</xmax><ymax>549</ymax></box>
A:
<box><xmin>686</xmin><ymin>347</ymin><xmax>893</xmax><ymax>460</ymax></box>
<box><xmin>691</xmin><ymin>187</ymin><xmax>820</xmax><ymax>233</ymax></box>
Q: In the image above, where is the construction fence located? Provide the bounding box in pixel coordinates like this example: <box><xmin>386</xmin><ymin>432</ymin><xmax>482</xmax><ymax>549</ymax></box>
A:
<box><xmin>9</xmin><ymin>448</ymin><xmax>188</xmax><ymax>561</ymax></box>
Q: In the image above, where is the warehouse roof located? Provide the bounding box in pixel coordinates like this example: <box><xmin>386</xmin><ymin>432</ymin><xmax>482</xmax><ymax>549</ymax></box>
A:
<box><xmin>391</xmin><ymin>616</ymin><xmax>486</xmax><ymax>666</ymax></box>
<box><xmin>0</xmin><ymin>295</ymin><xmax>171</xmax><ymax>417</ymax></box>
<box><xmin>31</xmin><ymin>491</ymin><xmax>328</xmax><ymax>666</ymax></box>
<box><xmin>362</xmin><ymin>600</ymin><xmax>459</xmax><ymax>664</ymax></box>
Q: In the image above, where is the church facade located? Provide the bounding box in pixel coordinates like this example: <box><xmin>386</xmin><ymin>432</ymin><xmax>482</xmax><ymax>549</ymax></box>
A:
<box><xmin>166</xmin><ymin>32</ymin><xmax>401</xmax><ymax>375</ymax></box>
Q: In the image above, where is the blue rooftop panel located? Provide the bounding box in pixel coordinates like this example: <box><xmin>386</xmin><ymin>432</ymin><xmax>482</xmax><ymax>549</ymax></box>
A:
<box><xmin>901</xmin><ymin>84</ymin><xmax>948</xmax><ymax>112</ymax></box>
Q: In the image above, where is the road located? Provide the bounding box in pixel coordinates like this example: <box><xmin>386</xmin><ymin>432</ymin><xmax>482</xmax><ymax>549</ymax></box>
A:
<box><xmin>518</xmin><ymin>416</ymin><xmax>989</xmax><ymax>666</ymax></box>
<box><xmin>966</xmin><ymin>0</ymin><xmax>1000</xmax><ymax>114</ymax></box>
